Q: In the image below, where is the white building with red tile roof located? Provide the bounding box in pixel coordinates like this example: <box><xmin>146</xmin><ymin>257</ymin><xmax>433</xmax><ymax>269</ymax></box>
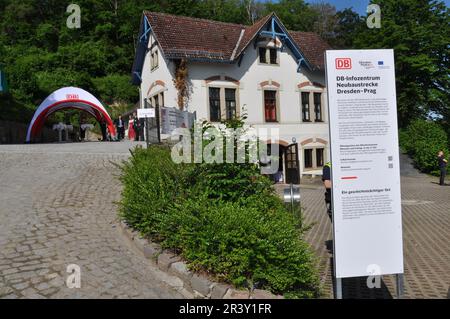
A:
<box><xmin>132</xmin><ymin>11</ymin><xmax>331</xmax><ymax>182</ymax></box>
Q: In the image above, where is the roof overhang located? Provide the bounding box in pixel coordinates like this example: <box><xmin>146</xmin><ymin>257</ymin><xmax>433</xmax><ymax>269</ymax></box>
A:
<box><xmin>256</xmin><ymin>15</ymin><xmax>313</xmax><ymax>72</ymax></box>
<box><xmin>131</xmin><ymin>14</ymin><xmax>153</xmax><ymax>85</ymax></box>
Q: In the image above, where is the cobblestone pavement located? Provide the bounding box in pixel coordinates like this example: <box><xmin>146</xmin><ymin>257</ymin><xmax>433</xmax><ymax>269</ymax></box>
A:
<box><xmin>1</xmin><ymin>142</ymin><xmax>448</xmax><ymax>299</ymax></box>
<box><xmin>0</xmin><ymin>142</ymin><xmax>184</xmax><ymax>299</ymax></box>
<box><xmin>296</xmin><ymin>161</ymin><xmax>450</xmax><ymax>299</ymax></box>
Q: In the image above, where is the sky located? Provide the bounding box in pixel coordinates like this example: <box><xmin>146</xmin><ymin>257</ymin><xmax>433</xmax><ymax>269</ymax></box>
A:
<box><xmin>305</xmin><ymin>0</ymin><xmax>450</xmax><ymax>15</ymax></box>
<box><xmin>306</xmin><ymin>0</ymin><xmax>370</xmax><ymax>15</ymax></box>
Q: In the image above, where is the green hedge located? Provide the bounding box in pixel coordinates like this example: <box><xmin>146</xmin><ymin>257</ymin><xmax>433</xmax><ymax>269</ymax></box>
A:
<box><xmin>119</xmin><ymin>145</ymin><xmax>187</xmax><ymax>239</ymax></box>
<box><xmin>399</xmin><ymin>119</ymin><xmax>449</xmax><ymax>175</ymax></box>
<box><xmin>119</xmin><ymin>145</ymin><xmax>320</xmax><ymax>298</ymax></box>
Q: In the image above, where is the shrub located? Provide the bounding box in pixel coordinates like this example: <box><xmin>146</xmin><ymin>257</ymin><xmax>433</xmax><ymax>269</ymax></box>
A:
<box><xmin>399</xmin><ymin>119</ymin><xmax>449</xmax><ymax>175</ymax></box>
<box><xmin>186</xmin><ymin>162</ymin><xmax>274</xmax><ymax>203</ymax></box>
<box><xmin>159</xmin><ymin>195</ymin><xmax>319</xmax><ymax>298</ymax></box>
<box><xmin>119</xmin><ymin>145</ymin><xmax>188</xmax><ymax>238</ymax></box>
<box><xmin>185</xmin><ymin>117</ymin><xmax>276</xmax><ymax>202</ymax></box>
<box><xmin>119</xmin><ymin>145</ymin><xmax>320</xmax><ymax>298</ymax></box>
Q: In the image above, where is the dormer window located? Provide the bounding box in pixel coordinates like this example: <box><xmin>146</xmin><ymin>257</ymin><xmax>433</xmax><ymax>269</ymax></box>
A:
<box><xmin>150</xmin><ymin>50</ymin><xmax>159</xmax><ymax>71</ymax></box>
<box><xmin>269</xmin><ymin>48</ymin><xmax>277</xmax><ymax>64</ymax></box>
<box><xmin>259</xmin><ymin>47</ymin><xmax>267</xmax><ymax>63</ymax></box>
<box><xmin>259</xmin><ymin>47</ymin><xmax>278</xmax><ymax>65</ymax></box>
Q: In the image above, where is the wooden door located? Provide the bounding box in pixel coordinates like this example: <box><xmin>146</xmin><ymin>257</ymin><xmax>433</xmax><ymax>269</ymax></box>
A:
<box><xmin>285</xmin><ymin>143</ymin><xmax>300</xmax><ymax>184</ymax></box>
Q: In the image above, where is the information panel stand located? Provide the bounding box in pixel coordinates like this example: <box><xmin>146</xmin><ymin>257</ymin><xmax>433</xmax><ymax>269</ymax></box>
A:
<box><xmin>325</xmin><ymin>49</ymin><xmax>404</xmax><ymax>299</ymax></box>
<box><xmin>335</xmin><ymin>274</ymin><xmax>403</xmax><ymax>299</ymax></box>
<box><xmin>138</xmin><ymin>101</ymin><xmax>156</xmax><ymax>148</ymax></box>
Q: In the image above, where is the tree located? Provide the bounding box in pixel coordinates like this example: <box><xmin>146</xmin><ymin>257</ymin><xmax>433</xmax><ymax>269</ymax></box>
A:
<box><xmin>92</xmin><ymin>74</ymin><xmax>138</xmax><ymax>105</ymax></box>
<box><xmin>0</xmin><ymin>0</ymin><xmax>152</xmax><ymax>120</ymax></box>
<box><xmin>242</xmin><ymin>0</ymin><xmax>266</xmax><ymax>24</ymax></box>
<box><xmin>309</xmin><ymin>2</ymin><xmax>338</xmax><ymax>41</ymax></box>
<box><xmin>400</xmin><ymin>119</ymin><xmax>449</xmax><ymax>174</ymax></box>
<box><xmin>264</xmin><ymin>0</ymin><xmax>317</xmax><ymax>31</ymax></box>
<box><xmin>186</xmin><ymin>0</ymin><xmax>246</xmax><ymax>24</ymax></box>
<box><xmin>352</xmin><ymin>0</ymin><xmax>450</xmax><ymax>129</ymax></box>
<box><xmin>331</xmin><ymin>8</ymin><xmax>364</xmax><ymax>49</ymax></box>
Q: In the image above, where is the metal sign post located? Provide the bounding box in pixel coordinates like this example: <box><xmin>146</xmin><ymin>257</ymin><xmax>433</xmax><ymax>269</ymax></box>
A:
<box><xmin>335</xmin><ymin>278</ymin><xmax>343</xmax><ymax>299</ymax></box>
<box><xmin>396</xmin><ymin>273</ymin><xmax>404</xmax><ymax>299</ymax></box>
<box><xmin>155</xmin><ymin>105</ymin><xmax>161</xmax><ymax>144</ymax></box>
<box><xmin>139</xmin><ymin>99</ymin><xmax>155</xmax><ymax>148</ymax></box>
<box><xmin>145</xmin><ymin>116</ymin><xmax>150</xmax><ymax>148</ymax></box>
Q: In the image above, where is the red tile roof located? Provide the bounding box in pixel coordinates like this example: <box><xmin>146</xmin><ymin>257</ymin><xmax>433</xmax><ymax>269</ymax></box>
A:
<box><xmin>289</xmin><ymin>31</ymin><xmax>332</xmax><ymax>70</ymax></box>
<box><xmin>145</xmin><ymin>11</ymin><xmax>244</xmax><ymax>61</ymax></box>
<box><xmin>234</xmin><ymin>14</ymin><xmax>273</xmax><ymax>58</ymax></box>
<box><xmin>144</xmin><ymin>11</ymin><xmax>330</xmax><ymax>69</ymax></box>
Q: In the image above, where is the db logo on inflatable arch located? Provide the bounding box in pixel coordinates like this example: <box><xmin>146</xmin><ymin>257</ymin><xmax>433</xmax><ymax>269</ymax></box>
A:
<box><xmin>335</xmin><ymin>58</ymin><xmax>352</xmax><ymax>69</ymax></box>
<box><xmin>66</xmin><ymin>94</ymin><xmax>79</xmax><ymax>100</ymax></box>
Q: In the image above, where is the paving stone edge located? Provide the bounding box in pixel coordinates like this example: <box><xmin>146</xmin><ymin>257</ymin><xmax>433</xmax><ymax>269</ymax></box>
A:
<box><xmin>119</xmin><ymin>220</ymin><xmax>283</xmax><ymax>299</ymax></box>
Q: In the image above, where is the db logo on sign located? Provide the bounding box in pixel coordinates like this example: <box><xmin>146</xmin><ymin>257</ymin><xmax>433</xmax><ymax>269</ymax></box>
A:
<box><xmin>336</xmin><ymin>58</ymin><xmax>352</xmax><ymax>69</ymax></box>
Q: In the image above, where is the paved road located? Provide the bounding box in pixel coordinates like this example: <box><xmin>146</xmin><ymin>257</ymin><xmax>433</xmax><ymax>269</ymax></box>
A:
<box><xmin>0</xmin><ymin>142</ymin><xmax>184</xmax><ymax>299</ymax></box>
<box><xmin>1</xmin><ymin>142</ymin><xmax>448</xmax><ymax>299</ymax></box>
<box><xmin>297</xmin><ymin>155</ymin><xmax>450</xmax><ymax>298</ymax></box>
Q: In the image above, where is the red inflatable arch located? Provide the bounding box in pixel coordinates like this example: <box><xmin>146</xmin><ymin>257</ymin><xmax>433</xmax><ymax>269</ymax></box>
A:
<box><xmin>26</xmin><ymin>87</ymin><xmax>116</xmax><ymax>142</ymax></box>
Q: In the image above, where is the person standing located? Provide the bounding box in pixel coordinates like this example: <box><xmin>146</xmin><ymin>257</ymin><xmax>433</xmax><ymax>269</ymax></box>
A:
<box><xmin>79</xmin><ymin>113</ymin><xmax>86</xmax><ymax>142</ymax></box>
<box><xmin>128</xmin><ymin>115</ymin><xmax>136</xmax><ymax>141</ymax></box>
<box><xmin>322</xmin><ymin>162</ymin><xmax>332</xmax><ymax>221</ymax></box>
<box><xmin>99</xmin><ymin>118</ymin><xmax>107</xmax><ymax>141</ymax></box>
<box><xmin>140</xmin><ymin>117</ymin><xmax>145</xmax><ymax>141</ymax></box>
<box><xmin>79</xmin><ymin>126</ymin><xmax>86</xmax><ymax>142</ymax></box>
<box><xmin>437</xmin><ymin>150</ymin><xmax>448</xmax><ymax>186</ymax></box>
<box><xmin>115</xmin><ymin>115</ymin><xmax>125</xmax><ymax>141</ymax></box>
<box><xmin>132</xmin><ymin>112</ymin><xmax>141</xmax><ymax>141</ymax></box>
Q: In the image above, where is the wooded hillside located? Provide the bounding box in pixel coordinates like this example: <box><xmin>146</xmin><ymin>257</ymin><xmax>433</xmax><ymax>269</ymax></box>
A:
<box><xmin>0</xmin><ymin>0</ymin><xmax>448</xmax><ymax>132</ymax></box>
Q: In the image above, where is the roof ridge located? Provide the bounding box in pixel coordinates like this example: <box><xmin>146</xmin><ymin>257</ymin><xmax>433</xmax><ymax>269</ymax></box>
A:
<box><xmin>144</xmin><ymin>11</ymin><xmax>248</xmax><ymax>28</ymax></box>
<box><xmin>250</xmin><ymin>12</ymin><xmax>274</xmax><ymax>27</ymax></box>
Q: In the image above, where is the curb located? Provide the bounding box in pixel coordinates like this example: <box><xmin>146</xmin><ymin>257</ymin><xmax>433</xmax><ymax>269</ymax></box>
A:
<box><xmin>119</xmin><ymin>220</ymin><xmax>283</xmax><ymax>299</ymax></box>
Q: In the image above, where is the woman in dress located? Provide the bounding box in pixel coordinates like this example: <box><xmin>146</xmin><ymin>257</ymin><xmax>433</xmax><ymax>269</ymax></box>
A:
<box><xmin>128</xmin><ymin>115</ymin><xmax>136</xmax><ymax>141</ymax></box>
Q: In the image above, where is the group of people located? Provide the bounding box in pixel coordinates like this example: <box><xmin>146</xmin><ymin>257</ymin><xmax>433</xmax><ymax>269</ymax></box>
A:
<box><xmin>98</xmin><ymin>112</ymin><xmax>144</xmax><ymax>142</ymax></box>
<box><xmin>114</xmin><ymin>113</ymin><xmax>143</xmax><ymax>141</ymax></box>
<box><xmin>322</xmin><ymin>150</ymin><xmax>448</xmax><ymax>222</ymax></box>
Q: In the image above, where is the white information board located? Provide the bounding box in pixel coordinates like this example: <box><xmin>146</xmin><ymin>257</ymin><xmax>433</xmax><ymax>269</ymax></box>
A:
<box><xmin>137</xmin><ymin>108</ymin><xmax>155</xmax><ymax>119</ymax></box>
<box><xmin>325</xmin><ymin>49</ymin><xmax>403</xmax><ymax>278</ymax></box>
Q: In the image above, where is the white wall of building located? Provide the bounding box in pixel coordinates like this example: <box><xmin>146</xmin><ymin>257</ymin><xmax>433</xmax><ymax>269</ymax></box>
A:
<box><xmin>140</xmin><ymin>34</ymin><xmax>177</xmax><ymax>109</ymax></box>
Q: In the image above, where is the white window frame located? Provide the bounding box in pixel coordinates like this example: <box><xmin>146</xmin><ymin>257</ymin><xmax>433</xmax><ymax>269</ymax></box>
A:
<box><xmin>303</xmin><ymin>146</ymin><xmax>326</xmax><ymax>171</ymax></box>
<box><xmin>258</xmin><ymin>47</ymin><xmax>279</xmax><ymax>66</ymax></box>
<box><xmin>150</xmin><ymin>49</ymin><xmax>159</xmax><ymax>71</ymax></box>
<box><xmin>206</xmin><ymin>85</ymin><xmax>240</xmax><ymax>122</ymax></box>
<box><xmin>300</xmin><ymin>90</ymin><xmax>325</xmax><ymax>123</ymax></box>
